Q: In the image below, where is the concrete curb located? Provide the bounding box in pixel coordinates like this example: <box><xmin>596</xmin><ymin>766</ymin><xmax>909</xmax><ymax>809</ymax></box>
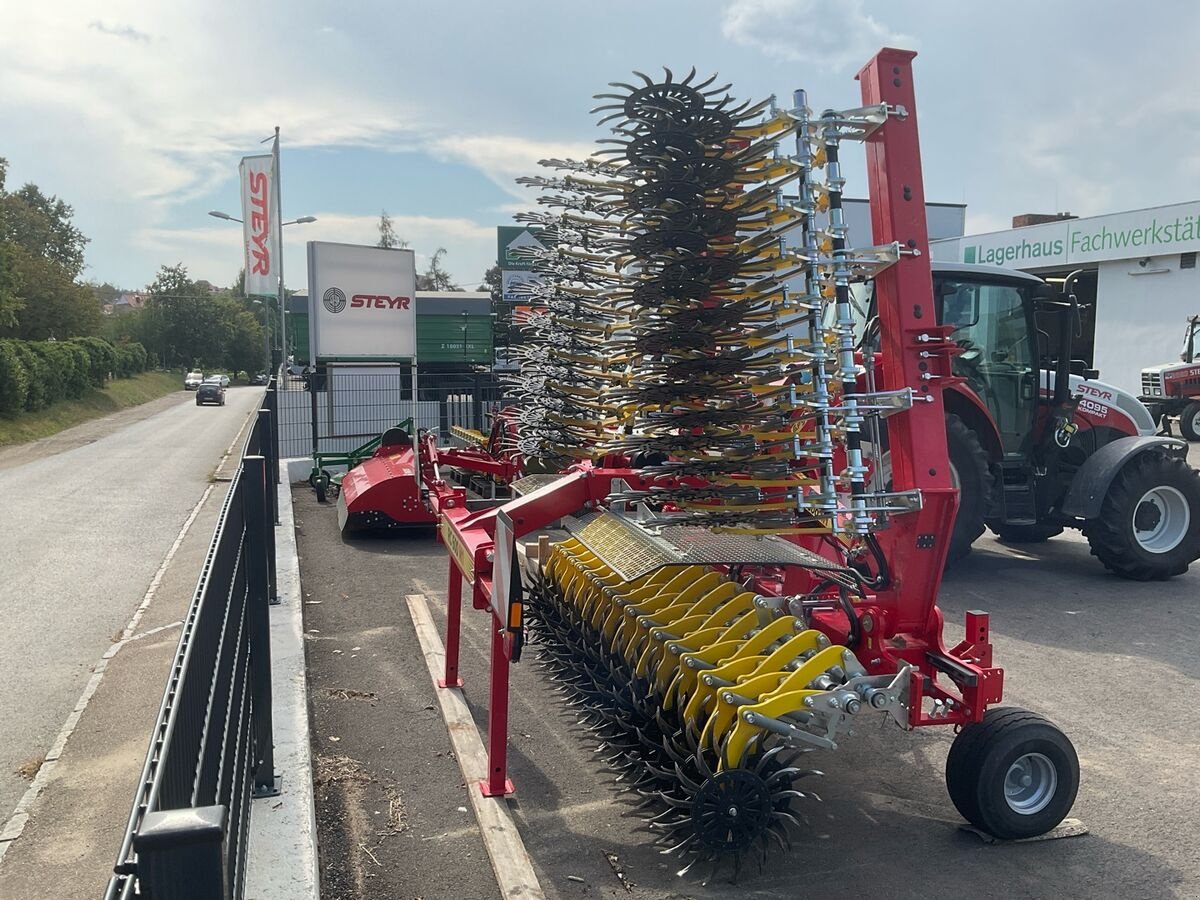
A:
<box><xmin>244</xmin><ymin>466</ymin><xmax>320</xmax><ymax>899</ymax></box>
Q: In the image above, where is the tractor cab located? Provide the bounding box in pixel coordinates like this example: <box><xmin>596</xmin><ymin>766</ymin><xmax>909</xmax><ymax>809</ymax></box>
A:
<box><xmin>861</xmin><ymin>262</ymin><xmax>1195</xmax><ymax>577</ymax></box>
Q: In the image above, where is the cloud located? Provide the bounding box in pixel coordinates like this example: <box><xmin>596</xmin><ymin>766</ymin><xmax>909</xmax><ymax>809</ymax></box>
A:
<box><xmin>137</xmin><ymin>213</ymin><xmax>497</xmax><ymax>290</ymax></box>
<box><xmin>89</xmin><ymin>21</ymin><xmax>151</xmax><ymax>42</ymax></box>
<box><xmin>427</xmin><ymin>134</ymin><xmax>598</xmax><ymax>200</ymax></box>
<box><xmin>721</xmin><ymin>0</ymin><xmax>912</xmax><ymax>71</ymax></box>
<box><xmin>1</xmin><ymin>3</ymin><xmax>424</xmax><ymax>223</ymax></box>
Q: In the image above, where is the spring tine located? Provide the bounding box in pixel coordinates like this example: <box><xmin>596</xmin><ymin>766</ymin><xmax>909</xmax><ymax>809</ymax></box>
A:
<box><xmin>659</xmin><ymin>833</ymin><xmax>697</xmax><ymax>856</ymax></box>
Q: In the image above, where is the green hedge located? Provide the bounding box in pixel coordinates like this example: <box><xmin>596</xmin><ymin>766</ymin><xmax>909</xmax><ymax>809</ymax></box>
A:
<box><xmin>0</xmin><ymin>337</ymin><xmax>149</xmax><ymax>418</ymax></box>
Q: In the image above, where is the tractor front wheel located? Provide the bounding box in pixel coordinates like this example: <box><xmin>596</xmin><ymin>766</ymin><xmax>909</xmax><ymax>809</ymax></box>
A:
<box><xmin>946</xmin><ymin>707</ymin><xmax>1079</xmax><ymax>840</ymax></box>
<box><xmin>1083</xmin><ymin>452</ymin><xmax>1200</xmax><ymax>579</ymax></box>
<box><xmin>1180</xmin><ymin>401</ymin><xmax>1200</xmax><ymax>441</ymax></box>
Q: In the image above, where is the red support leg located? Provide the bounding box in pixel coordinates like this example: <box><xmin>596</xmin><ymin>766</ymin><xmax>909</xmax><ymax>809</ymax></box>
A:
<box><xmin>438</xmin><ymin>558</ymin><xmax>465</xmax><ymax>688</ymax></box>
<box><xmin>480</xmin><ymin>624</ymin><xmax>515</xmax><ymax>797</ymax></box>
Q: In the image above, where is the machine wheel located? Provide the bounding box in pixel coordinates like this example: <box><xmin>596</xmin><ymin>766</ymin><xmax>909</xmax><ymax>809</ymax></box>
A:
<box><xmin>1083</xmin><ymin>452</ymin><xmax>1200</xmax><ymax>579</ymax></box>
<box><xmin>989</xmin><ymin>522</ymin><xmax>1063</xmax><ymax>543</ymax></box>
<box><xmin>946</xmin><ymin>707</ymin><xmax>1079</xmax><ymax>840</ymax></box>
<box><xmin>945</xmin><ymin>414</ymin><xmax>993</xmax><ymax>567</ymax></box>
<box><xmin>310</xmin><ymin>469</ymin><xmax>330</xmax><ymax>504</ymax></box>
<box><xmin>1180</xmin><ymin>401</ymin><xmax>1200</xmax><ymax>441</ymax></box>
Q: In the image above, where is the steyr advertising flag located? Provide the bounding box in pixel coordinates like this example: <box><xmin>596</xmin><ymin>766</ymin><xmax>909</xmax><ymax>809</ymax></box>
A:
<box><xmin>239</xmin><ymin>153</ymin><xmax>280</xmax><ymax>296</ymax></box>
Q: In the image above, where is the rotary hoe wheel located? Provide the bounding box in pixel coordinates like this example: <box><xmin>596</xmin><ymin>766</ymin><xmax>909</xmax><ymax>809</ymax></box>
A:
<box><xmin>526</xmin><ymin>539</ymin><xmax>878</xmax><ymax>877</ymax></box>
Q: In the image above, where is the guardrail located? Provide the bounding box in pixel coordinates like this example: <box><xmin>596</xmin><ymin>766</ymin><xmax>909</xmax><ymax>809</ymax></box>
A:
<box><xmin>104</xmin><ymin>379</ymin><xmax>281</xmax><ymax>900</ymax></box>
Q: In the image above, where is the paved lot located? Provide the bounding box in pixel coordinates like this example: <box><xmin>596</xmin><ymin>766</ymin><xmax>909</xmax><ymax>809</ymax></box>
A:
<box><xmin>0</xmin><ymin>386</ymin><xmax>262</xmax><ymax>821</ymax></box>
<box><xmin>295</xmin><ymin>442</ymin><xmax>1200</xmax><ymax>900</ymax></box>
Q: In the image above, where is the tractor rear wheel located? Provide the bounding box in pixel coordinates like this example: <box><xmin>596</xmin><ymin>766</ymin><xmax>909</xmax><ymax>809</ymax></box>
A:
<box><xmin>946</xmin><ymin>707</ymin><xmax>1079</xmax><ymax>840</ymax></box>
<box><xmin>945</xmin><ymin>414</ymin><xmax>993</xmax><ymax>567</ymax></box>
<box><xmin>1180</xmin><ymin>401</ymin><xmax>1200</xmax><ymax>441</ymax></box>
<box><xmin>989</xmin><ymin>522</ymin><xmax>1063</xmax><ymax>543</ymax></box>
<box><xmin>866</xmin><ymin>414</ymin><xmax>992</xmax><ymax>567</ymax></box>
<box><xmin>1083</xmin><ymin>452</ymin><xmax>1200</xmax><ymax>579</ymax></box>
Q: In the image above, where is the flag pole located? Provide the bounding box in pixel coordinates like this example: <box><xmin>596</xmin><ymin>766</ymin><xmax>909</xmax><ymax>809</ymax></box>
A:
<box><xmin>272</xmin><ymin>126</ymin><xmax>284</xmax><ymax>373</ymax></box>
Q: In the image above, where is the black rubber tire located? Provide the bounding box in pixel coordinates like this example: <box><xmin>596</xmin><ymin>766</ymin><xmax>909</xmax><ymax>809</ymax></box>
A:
<box><xmin>946</xmin><ymin>707</ymin><xmax>1079</xmax><ymax>840</ymax></box>
<box><xmin>989</xmin><ymin>522</ymin><xmax>1063</xmax><ymax>543</ymax></box>
<box><xmin>1082</xmin><ymin>452</ymin><xmax>1200</xmax><ymax>580</ymax></box>
<box><xmin>1180</xmin><ymin>401</ymin><xmax>1200</xmax><ymax>441</ymax></box>
<box><xmin>945</xmin><ymin>414</ymin><xmax>993</xmax><ymax>567</ymax></box>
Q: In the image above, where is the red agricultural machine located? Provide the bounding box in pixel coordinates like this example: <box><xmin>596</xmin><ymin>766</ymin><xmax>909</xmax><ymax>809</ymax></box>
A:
<box><xmin>1141</xmin><ymin>315</ymin><xmax>1200</xmax><ymax>439</ymax></box>
<box><xmin>424</xmin><ymin>48</ymin><xmax>1081</xmax><ymax>876</ymax></box>
<box><xmin>336</xmin><ymin>411</ymin><xmax>523</xmax><ymax>532</ymax></box>
<box><xmin>891</xmin><ymin>265</ymin><xmax>1200</xmax><ymax>578</ymax></box>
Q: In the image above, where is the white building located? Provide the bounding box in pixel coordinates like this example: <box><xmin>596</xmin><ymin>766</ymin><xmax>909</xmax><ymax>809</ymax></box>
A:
<box><xmin>931</xmin><ymin>201</ymin><xmax>1200</xmax><ymax>394</ymax></box>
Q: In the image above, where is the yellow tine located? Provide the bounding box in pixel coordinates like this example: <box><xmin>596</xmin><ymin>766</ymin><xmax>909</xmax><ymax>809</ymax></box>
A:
<box><xmin>712</xmin><ymin>644</ymin><xmax>854</xmax><ymax>764</ymax></box>
<box><xmin>682</xmin><ymin>655</ymin><xmax>765</xmax><ymax>722</ymax></box>
<box><xmin>743</xmin><ymin>630</ymin><xmax>829</xmax><ymax>681</ymax></box>
<box><xmin>694</xmin><ymin>592</ymin><xmax>759</xmax><ymax>631</ymax></box>
<box><xmin>720</xmin><ymin>689</ymin><xmax>821</xmax><ymax>770</ymax></box>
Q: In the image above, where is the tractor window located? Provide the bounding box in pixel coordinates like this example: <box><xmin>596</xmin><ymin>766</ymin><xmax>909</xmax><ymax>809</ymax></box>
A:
<box><xmin>936</xmin><ymin>278</ymin><xmax>1035</xmax><ymax>453</ymax></box>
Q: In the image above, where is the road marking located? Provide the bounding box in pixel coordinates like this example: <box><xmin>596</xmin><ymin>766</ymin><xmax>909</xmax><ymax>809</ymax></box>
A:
<box><xmin>0</xmin><ymin>484</ymin><xmax>215</xmax><ymax>864</ymax></box>
<box><xmin>405</xmin><ymin>594</ymin><xmax>546</xmax><ymax>900</ymax></box>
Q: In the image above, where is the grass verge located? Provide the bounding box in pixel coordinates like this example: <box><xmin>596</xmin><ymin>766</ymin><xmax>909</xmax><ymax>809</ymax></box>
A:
<box><xmin>0</xmin><ymin>371</ymin><xmax>182</xmax><ymax>447</ymax></box>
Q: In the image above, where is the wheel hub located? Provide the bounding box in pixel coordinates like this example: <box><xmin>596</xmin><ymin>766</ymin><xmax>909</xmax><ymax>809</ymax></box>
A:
<box><xmin>1003</xmin><ymin>752</ymin><xmax>1057</xmax><ymax>815</ymax></box>
<box><xmin>1132</xmin><ymin>486</ymin><xmax>1191</xmax><ymax>554</ymax></box>
<box><xmin>690</xmin><ymin>769</ymin><xmax>772</xmax><ymax>853</ymax></box>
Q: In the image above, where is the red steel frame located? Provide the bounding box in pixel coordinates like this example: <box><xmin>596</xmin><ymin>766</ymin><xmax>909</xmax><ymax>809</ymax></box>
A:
<box><xmin>431</xmin><ymin>48</ymin><xmax>1003</xmax><ymax>797</ymax></box>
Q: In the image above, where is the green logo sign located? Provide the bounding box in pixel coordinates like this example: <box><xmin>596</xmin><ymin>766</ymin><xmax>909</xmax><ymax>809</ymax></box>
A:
<box><xmin>497</xmin><ymin>226</ymin><xmax>544</xmax><ymax>271</ymax></box>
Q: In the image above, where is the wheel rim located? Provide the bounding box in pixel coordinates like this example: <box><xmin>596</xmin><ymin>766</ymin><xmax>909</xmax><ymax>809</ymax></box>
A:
<box><xmin>1004</xmin><ymin>752</ymin><xmax>1057</xmax><ymax>815</ymax></box>
<box><xmin>1191</xmin><ymin>407</ymin><xmax>1200</xmax><ymax>436</ymax></box>
<box><xmin>1132</xmin><ymin>486</ymin><xmax>1190</xmax><ymax>554</ymax></box>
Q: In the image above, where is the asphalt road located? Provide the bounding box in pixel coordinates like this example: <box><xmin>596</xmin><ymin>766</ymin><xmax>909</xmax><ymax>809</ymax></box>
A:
<box><xmin>0</xmin><ymin>386</ymin><xmax>262</xmax><ymax>818</ymax></box>
<box><xmin>297</xmin><ymin>441</ymin><xmax>1200</xmax><ymax>900</ymax></box>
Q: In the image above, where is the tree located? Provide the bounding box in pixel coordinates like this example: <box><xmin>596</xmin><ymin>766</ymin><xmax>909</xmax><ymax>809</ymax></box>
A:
<box><xmin>88</xmin><ymin>281</ymin><xmax>123</xmax><ymax>304</ymax></box>
<box><xmin>418</xmin><ymin>248</ymin><xmax>459</xmax><ymax>291</ymax></box>
<box><xmin>0</xmin><ymin>169</ymin><xmax>88</xmax><ymax>279</ymax></box>
<box><xmin>0</xmin><ymin>158</ymin><xmax>95</xmax><ymax>334</ymax></box>
<box><xmin>377</xmin><ymin>209</ymin><xmax>407</xmax><ymax>249</ymax></box>
<box><xmin>139</xmin><ymin>264</ymin><xmax>266</xmax><ymax>372</ymax></box>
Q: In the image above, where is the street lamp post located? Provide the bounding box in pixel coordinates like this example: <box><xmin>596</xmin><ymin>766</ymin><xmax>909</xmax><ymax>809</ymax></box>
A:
<box><xmin>207</xmin><ymin>210</ymin><xmax>315</xmax><ymax>371</ymax></box>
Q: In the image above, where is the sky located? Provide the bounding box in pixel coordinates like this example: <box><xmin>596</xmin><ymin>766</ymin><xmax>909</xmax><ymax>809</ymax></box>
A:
<box><xmin>2</xmin><ymin>0</ymin><xmax>1198</xmax><ymax>294</ymax></box>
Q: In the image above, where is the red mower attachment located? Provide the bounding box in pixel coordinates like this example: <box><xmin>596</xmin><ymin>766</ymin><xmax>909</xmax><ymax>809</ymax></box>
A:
<box><xmin>336</xmin><ymin>432</ymin><xmax>438</xmax><ymax>533</ymax></box>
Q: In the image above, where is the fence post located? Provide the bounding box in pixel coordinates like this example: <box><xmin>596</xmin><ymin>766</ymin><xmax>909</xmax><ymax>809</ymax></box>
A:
<box><xmin>265</xmin><ymin>381</ymin><xmax>280</xmax><ymax>488</ymax></box>
<box><xmin>134</xmin><ymin>806</ymin><xmax>228</xmax><ymax>899</ymax></box>
<box><xmin>257</xmin><ymin>411</ymin><xmax>279</xmax><ymax>603</ymax></box>
<box><xmin>309</xmin><ymin>372</ymin><xmax>320</xmax><ymax>464</ymax></box>
<box><xmin>242</xmin><ymin>455</ymin><xmax>279</xmax><ymax>797</ymax></box>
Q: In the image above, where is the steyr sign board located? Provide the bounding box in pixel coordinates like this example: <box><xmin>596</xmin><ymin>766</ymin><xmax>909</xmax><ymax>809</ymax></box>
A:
<box><xmin>239</xmin><ymin>154</ymin><xmax>280</xmax><ymax>297</ymax></box>
<box><xmin>307</xmin><ymin>241</ymin><xmax>417</xmax><ymax>360</ymax></box>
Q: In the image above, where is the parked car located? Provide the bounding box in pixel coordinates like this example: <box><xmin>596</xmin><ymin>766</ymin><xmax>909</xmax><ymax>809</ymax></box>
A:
<box><xmin>184</xmin><ymin>371</ymin><xmax>204</xmax><ymax>390</ymax></box>
<box><xmin>251</xmin><ymin>373</ymin><xmax>269</xmax><ymax>385</ymax></box>
<box><xmin>195</xmin><ymin>377</ymin><xmax>226</xmax><ymax>406</ymax></box>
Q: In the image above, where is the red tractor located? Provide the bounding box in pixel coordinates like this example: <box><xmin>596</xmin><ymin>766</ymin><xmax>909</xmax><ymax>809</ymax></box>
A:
<box><xmin>1140</xmin><ymin>315</ymin><xmax>1200</xmax><ymax>441</ymax></box>
<box><xmin>876</xmin><ymin>265</ymin><xmax>1200</xmax><ymax>578</ymax></box>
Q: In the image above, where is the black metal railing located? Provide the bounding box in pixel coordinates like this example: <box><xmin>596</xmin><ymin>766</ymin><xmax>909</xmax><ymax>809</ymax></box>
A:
<box><xmin>104</xmin><ymin>379</ymin><xmax>281</xmax><ymax>900</ymax></box>
<box><xmin>275</xmin><ymin>364</ymin><xmax>504</xmax><ymax>460</ymax></box>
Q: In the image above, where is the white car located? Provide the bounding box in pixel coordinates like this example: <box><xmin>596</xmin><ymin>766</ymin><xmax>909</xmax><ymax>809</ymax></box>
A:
<box><xmin>184</xmin><ymin>371</ymin><xmax>204</xmax><ymax>390</ymax></box>
<box><xmin>210</xmin><ymin>373</ymin><xmax>231</xmax><ymax>387</ymax></box>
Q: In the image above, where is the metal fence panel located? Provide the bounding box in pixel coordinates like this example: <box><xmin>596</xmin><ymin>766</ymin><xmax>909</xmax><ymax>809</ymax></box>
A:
<box><xmin>104</xmin><ymin>380</ymin><xmax>280</xmax><ymax>900</ymax></box>
<box><xmin>275</xmin><ymin>365</ymin><xmax>504</xmax><ymax>461</ymax></box>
